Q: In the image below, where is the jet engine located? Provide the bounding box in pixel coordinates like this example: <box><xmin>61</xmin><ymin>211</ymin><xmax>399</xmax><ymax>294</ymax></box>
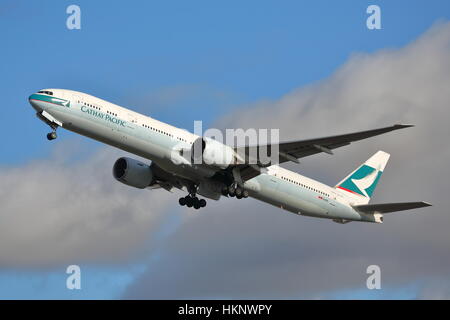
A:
<box><xmin>113</xmin><ymin>157</ymin><xmax>155</xmax><ymax>189</ymax></box>
<box><xmin>191</xmin><ymin>137</ymin><xmax>236</xmax><ymax>169</ymax></box>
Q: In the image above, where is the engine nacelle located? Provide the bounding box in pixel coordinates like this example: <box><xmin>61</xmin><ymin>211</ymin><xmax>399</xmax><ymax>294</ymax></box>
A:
<box><xmin>191</xmin><ymin>137</ymin><xmax>236</xmax><ymax>169</ymax></box>
<box><xmin>113</xmin><ymin>157</ymin><xmax>154</xmax><ymax>189</ymax></box>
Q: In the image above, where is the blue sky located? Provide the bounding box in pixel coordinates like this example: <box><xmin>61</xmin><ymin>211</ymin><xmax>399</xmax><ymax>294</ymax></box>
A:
<box><xmin>1</xmin><ymin>0</ymin><xmax>450</xmax><ymax>299</ymax></box>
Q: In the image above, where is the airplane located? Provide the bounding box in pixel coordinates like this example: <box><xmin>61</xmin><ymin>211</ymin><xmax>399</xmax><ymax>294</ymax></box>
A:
<box><xmin>28</xmin><ymin>89</ymin><xmax>431</xmax><ymax>224</ymax></box>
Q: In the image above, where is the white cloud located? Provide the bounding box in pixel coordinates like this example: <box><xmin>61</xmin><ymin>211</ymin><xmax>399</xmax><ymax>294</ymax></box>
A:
<box><xmin>0</xmin><ymin>141</ymin><xmax>178</xmax><ymax>268</ymax></box>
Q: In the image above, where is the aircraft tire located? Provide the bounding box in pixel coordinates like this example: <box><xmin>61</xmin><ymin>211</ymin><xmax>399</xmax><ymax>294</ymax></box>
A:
<box><xmin>228</xmin><ymin>186</ymin><xmax>235</xmax><ymax>197</ymax></box>
<box><xmin>185</xmin><ymin>196</ymin><xmax>193</xmax><ymax>207</ymax></box>
<box><xmin>47</xmin><ymin>132</ymin><xmax>57</xmax><ymax>140</ymax></box>
<box><xmin>193</xmin><ymin>197</ymin><xmax>201</xmax><ymax>209</ymax></box>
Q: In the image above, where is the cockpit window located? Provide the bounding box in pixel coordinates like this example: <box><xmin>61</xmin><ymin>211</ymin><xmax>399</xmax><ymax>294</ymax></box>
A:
<box><xmin>37</xmin><ymin>91</ymin><xmax>53</xmax><ymax>95</ymax></box>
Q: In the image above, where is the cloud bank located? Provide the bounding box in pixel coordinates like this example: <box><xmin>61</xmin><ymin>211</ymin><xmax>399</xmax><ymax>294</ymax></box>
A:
<box><xmin>0</xmin><ymin>142</ymin><xmax>177</xmax><ymax>268</ymax></box>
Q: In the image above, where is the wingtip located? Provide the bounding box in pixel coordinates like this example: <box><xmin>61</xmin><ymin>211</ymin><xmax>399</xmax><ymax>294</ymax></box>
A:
<box><xmin>394</xmin><ymin>123</ymin><xmax>415</xmax><ymax>129</ymax></box>
<box><xmin>422</xmin><ymin>201</ymin><xmax>433</xmax><ymax>207</ymax></box>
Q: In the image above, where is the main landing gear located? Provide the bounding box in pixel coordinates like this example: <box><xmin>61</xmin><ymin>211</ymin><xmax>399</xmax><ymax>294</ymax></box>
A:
<box><xmin>179</xmin><ymin>194</ymin><xmax>207</xmax><ymax>210</ymax></box>
<box><xmin>221</xmin><ymin>184</ymin><xmax>249</xmax><ymax>199</ymax></box>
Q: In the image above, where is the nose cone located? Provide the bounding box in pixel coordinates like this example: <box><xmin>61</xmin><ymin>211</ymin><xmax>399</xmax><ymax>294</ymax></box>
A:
<box><xmin>28</xmin><ymin>93</ymin><xmax>43</xmax><ymax>112</ymax></box>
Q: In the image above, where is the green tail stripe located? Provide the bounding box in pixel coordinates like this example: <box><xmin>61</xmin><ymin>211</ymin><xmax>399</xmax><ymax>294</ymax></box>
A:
<box><xmin>339</xmin><ymin>164</ymin><xmax>383</xmax><ymax>197</ymax></box>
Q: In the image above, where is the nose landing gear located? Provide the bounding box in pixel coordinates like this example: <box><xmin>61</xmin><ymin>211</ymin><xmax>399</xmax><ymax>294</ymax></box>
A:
<box><xmin>46</xmin><ymin>131</ymin><xmax>57</xmax><ymax>141</ymax></box>
<box><xmin>46</xmin><ymin>122</ymin><xmax>58</xmax><ymax>141</ymax></box>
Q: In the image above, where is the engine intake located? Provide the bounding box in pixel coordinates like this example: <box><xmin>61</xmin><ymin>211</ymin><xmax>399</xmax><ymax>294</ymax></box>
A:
<box><xmin>113</xmin><ymin>157</ymin><xmax>154</xmax><ymax>189</ymax></box>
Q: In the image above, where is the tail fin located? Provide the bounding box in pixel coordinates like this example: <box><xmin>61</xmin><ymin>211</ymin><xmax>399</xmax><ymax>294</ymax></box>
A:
<box><xmin>335</xmin><ymin>151</ymin><xmax>390</xmax><ymax>205</ymax></box>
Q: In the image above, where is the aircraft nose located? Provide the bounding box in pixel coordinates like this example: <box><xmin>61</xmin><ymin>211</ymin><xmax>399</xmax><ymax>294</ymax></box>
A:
<box><xmin>28</xmin><ymin>93</ymin><xmax>43</xmax><ymax>112</ymax></box>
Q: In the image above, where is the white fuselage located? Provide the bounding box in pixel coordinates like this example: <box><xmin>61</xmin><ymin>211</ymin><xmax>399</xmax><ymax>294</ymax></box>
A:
<box><xmin>28</xmin><ymin>89</ymin><xmax>378</xmax><ymax>223</ymax></box>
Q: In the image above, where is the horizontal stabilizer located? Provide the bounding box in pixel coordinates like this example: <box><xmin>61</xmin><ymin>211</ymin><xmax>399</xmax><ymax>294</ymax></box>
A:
<box><xmin>353</xmin><ymin>202</ymin><xmax>432</xmax><ymax>214</ymax></box>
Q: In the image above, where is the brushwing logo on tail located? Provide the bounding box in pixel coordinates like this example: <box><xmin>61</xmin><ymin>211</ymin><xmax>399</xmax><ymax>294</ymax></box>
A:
<box><xmin>351</xmin><ymin>166</ymin><xmax>381</xmax><ymax>197</ymax></box>
<box><xmin>338</xmin><ymin>165</ymin><xmax>383</xmax><ymax>197</ymax></box>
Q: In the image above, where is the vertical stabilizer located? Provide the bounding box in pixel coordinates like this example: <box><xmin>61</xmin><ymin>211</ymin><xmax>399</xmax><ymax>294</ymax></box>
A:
<box><xmin>335</xmin><ymin>151</ymin><xmax>390</xmax><ymax>205</ymax></box>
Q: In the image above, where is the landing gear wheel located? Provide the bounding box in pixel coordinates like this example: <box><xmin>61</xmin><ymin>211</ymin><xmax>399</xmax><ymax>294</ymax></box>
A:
<box><xmin>179</xmin><ymin>197</ymin><xmax>187</xmax><ymax>206</ymax></box>
<box><xmin>199</xmin><ymin>199</ymin><xmax>207</xmax><ymax>207</ymax></box>
<box><xmin>228</xmin><ymin>185</ymin><xmax>236</xmax><ymax>197</ymax></box>
<box><xmin>236</xmin><ymin>194</ymin><xmax>243</xmax><ymax>199</ymax></box>
<box><xmin>235</xmin><ymin>187</ymin><xmax>243</xmax><ymax>197</ymax></box>
<box><xmin>242</xmin><ymin>190</ymin><xmax>249</xmax><ymax>198</ymax></box>
<box><xmin>185</xmin><ymin>196</ymin><xmax>193</xmax><ymax>208</ymax></box>
<box><xmin>193</xmin><ymin>197</ymin><xmax>201</xmax><ymax>209</ymax></box>
<box><xmin>47</xmin><ymin>132</ymin><xmax>57</xmax><ymax>141</ymax></box>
